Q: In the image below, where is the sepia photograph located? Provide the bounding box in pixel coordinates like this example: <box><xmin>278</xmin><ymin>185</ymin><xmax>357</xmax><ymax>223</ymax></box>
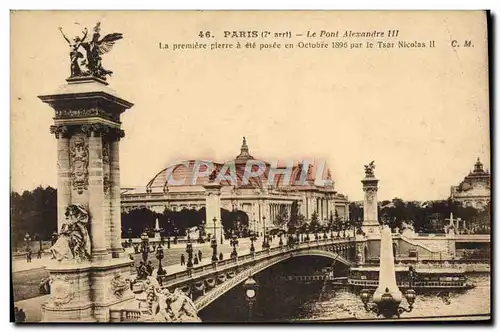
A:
<box><xmin>9</xmin><ymin>10</ymin><xmax>491</xmax><ymax>323</ymax></box>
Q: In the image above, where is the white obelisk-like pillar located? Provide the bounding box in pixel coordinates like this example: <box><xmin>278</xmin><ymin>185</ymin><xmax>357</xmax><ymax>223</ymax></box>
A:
<box><xmin>373</xmin><ymin>225</ymin><xmax>403</xmax><ymax>304</ymax></box>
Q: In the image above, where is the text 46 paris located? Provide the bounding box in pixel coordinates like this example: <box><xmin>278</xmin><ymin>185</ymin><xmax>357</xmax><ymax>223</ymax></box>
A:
<box><xmin>159</xmin><ymin>40</ymin><xmax>435</xmax><ymax>51</ymax></box>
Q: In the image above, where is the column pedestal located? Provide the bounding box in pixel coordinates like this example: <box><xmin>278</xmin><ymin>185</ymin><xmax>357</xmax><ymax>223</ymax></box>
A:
<box><xmin>361</xmin><ymin>175</ymin><xmax>381</xmax><ymax>238</ymax></box>
<box><xmin>203</xmin><ymin>182</ymin><xmax>223</xmax><ymax>240</ymax></box>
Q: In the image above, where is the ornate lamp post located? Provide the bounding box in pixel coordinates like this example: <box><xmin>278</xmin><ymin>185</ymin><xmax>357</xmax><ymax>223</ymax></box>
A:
<box><xmin>360</xmin><ymin>288</ymin><xmax>416</xmax><ymax>318</ymax></box>
<box><xmin>278</xmin><ymin>233</ymin><xmax>283</xmax><ymax>247</ymax></box>
<box><xmin>250</xmin><ymin>232</ymin><xmax>256</xmax><ymax>255</ymax></box>
<box><xmin>156</xmin><ymin>244</ymin><xmax>166</xmax><ymax>280</ymax></box>
<box><xmin>197</xmin><ymin>220</ymin><xmax>204</xmax><ymax>243</ymax></box>
<box><xmin>261</xmin><ymin>216</ymin><xmax>270</xmax><ymax>249</ymax></box>
<box><xmin>243</xmin><ymin>275</ymin><xmax>259</xmax><ymax>322</ymax></box>
<box><xmin>185</xmin><ymin>233</ymin><xmax>193</xmax><ymax>270</ymax></box>
<box><xmin>230</xmin><ymin>231</ymin><xmax>239</xmax><ymax>258</ymax></box>
<box><xmin>166</xmin><ymin>219</ymin><xmax>171</xmax><ymax>249</ymax></box>
<box><xmin>173</xmin><ymin>226</ymin><xmax>179</xmax><ymax>245</ymax></box>
<box><xmin>24</xmin><ymin>233</ymin><xmax>31</xmax><ymax>252</ymax></box>
<box><xmin>127</xmin><ymin>228</ymin><xmax>133</xmax><ymax>247</ymax></box>
<box><xmin>220</xmin><ymin>221</ymin><xmax>224</xmax><ymax>245</ymax></box>
<box><xmin>211</xmin><ymin>235</ymin><xmax>218</xmax><ymax>263</ymax></box>
<box><xmin>140</xmin><ymin>231</ymin><xmax>149</xmax><ymax>263</ymax></box>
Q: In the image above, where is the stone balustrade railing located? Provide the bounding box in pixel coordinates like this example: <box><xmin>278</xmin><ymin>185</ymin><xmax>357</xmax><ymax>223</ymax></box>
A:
<box><xmin>110</xmin><ymin>308</ymin><xmax>142</xmax><ymax>323</ymax></box>
<box><xmin>157</xmin><ymin>237</ymin><xmax>355</xmax><ymax>288</ymax></box>
<box><xmin>111</xmin><ymin>236</ymin><xmax>355</xmax><ymax>321</ymax></box>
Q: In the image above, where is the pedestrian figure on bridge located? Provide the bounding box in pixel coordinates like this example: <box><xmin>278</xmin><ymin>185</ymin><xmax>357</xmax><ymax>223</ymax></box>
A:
<box><xmin>197</xmin><ymin>249</ymin><xmax>202</xmax><ymax>262</ymax></box>
<box><xmin>26</xmin><ymin>249</ymin><xmax>32</xmax><ymax>263</ymax></box>
<box><xmin>37</xmin><ymin>249</ymin><xmax>42</xmax><ymax>259</ymax></box>
<box><xmin>146</xmin><ymin>261</ymin><xmax>154</xmax><ymax>276</ymax></box>
<box><xmin>180</xmin><ymin>254</ymin><xmax>185</xmax><ymax>266</ymax></box>
<box><xmin>219</xmin><ymin>252</ymin><xmax>223</xmax><ymax>261</ymax></box>
<box><xmin>193</xmin><ymin>256</ymin><xmax>199</xmax><ymax>265</ymax></box>
<box><xmin>137</xmin><ymin>261</ymin><xmax>148</xmax><ymax>279</ymax></box>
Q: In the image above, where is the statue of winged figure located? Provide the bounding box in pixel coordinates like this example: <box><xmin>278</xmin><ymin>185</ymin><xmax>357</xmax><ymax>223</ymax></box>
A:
<box><xmin>59</xmin><ymin>22</ymin><xmax>123</xmax><ymax>80</ymax></box>
<box><xmin>364</xmin><ymin>160</ymin><xmax>375</xmax><ymax>177</ymax></box>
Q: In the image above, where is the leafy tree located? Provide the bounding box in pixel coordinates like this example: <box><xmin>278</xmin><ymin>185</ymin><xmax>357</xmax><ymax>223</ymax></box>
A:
<box><xmin>121</xmin><ymin>207</ymin><xmax>158</xmax><ymax>237</ymax></box>
<box><xmin>287</xmin><ymin>201</ymin><xmax>300</xmax><ymax>233</ymax></box>
<box><xmin>380</xmin><ymin>198</ymin><xmax>405</xmax><ymax>230</ymax></box>
<box><xmin>275</xmin><ymin>206</ymin><xmax>289</xmax><ymax>228</ymax></box>
<box><xmin>349</xmin><ymin>202</ymin><xmax>363</xmax><ymax>224</ymax></box>
<box><xmin>310</xmin><ymin>211</ymin><xmax>320</xmax><ymax>233</ymax></box>
<box><xmin>328</xmin><ymin>213</ymin><xmax>334</xmax><ymax>233</ymax></box>
<box><xmin>220</xmin><ymin>209</ymin><xmax>249</xmax><ymax>237</ymax></box>
<box><xmin>11</xmin><ymin>186</ymin><xmax>57</xmax><ymax>249</ymax></box>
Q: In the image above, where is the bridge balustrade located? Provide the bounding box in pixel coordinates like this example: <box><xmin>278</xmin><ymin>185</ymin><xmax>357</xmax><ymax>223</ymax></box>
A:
<box><xmin>116</xmin><ymin>237</ymin><xmax>356</xmax><ymax>321</ymax></box>
<box><xmin>155</xmin><ymin>237</ymin><xmax>355</xmax><ymax>289</ymax></box>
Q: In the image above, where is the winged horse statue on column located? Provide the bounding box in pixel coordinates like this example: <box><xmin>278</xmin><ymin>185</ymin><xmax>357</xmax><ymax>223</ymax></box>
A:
<box><xmin>59</xmin><ymin>22</ymin><xmax>123</xmax><ymax>80</ymax></box>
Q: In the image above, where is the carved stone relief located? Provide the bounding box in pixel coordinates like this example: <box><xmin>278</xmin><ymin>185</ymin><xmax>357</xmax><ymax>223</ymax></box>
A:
<box><xmin>70</xmin><ymin>136</ymin><xmax>89</xmax><ymax>194</ymax></box>
<box><xmin>49</xmin><ymin>275</ymin><xmax>75</xmax><ymax>306</ymax></box>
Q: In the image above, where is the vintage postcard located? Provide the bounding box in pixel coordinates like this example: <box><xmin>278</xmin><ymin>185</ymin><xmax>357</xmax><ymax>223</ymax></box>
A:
<box><xmin>10</xmin><ymin>11</ymin><xmax>490</xmax><ymax>323</ymax></box>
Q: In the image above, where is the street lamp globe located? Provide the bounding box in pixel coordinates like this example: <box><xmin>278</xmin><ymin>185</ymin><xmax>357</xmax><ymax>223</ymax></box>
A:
<box><xmin>246</xmin><ymin>288</ymin><xmax>256</xmax><ymax>300</ymax></box>
<box><xmin>243</xmin><ymin>275</ymin><xmax>258</xmax><ymax>301</ymax></box>
<box><xmin>360</xmin><ymin>289</ymin><xmax>371</xmax><ymax>305</ymax></box>
<box><xmin>405</xmin><ymin>289</ymin><xmax>416</xmax><ymax>307</ymax></box>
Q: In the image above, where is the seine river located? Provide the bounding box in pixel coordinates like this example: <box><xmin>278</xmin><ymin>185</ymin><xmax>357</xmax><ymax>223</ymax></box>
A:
<box><xmin>199</xmin><ymin>273</ymin><xmax>490</xmax><ymax>322</ymax></box>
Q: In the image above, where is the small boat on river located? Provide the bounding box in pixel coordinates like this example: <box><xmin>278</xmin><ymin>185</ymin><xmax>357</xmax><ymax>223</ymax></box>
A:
<box><xmin>347</xmin><ymin>264</ymin><xmax>475</xmax><ymax>291</ymax></box>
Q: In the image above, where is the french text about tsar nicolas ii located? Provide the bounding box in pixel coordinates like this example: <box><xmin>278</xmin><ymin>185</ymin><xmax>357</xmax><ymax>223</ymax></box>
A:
<box><xmin>156</xmin><ymin>29</ymin><xmax>472</xmax><ymax>52</ymax></box>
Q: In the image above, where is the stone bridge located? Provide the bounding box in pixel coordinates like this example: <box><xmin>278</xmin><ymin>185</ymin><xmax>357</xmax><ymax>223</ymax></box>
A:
<box><xmin>111</xmin><ymin>237</ymin><xmax>356</xmax><ymax>322</ymax></box>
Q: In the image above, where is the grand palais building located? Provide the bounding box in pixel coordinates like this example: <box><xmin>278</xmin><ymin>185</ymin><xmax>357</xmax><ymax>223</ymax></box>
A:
<box><xmin>120</xmin><ymin>138</ymin><xmax>349</xmax><ymax>234</ymax></box>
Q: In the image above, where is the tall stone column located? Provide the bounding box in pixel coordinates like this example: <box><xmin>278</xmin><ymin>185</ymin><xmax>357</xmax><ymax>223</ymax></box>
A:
<box><xmin>270</xmin><ymin>203</ymin><xmax>274</xmax><ymax>223</ymax></box>
<box><xmin>109</xmin><ymin>137</ymin><xmax>124</xmax><ymax>257</ymax></box>
<box><xmin>55</xmin><ymin>130</ymin><xmax>71</xmax><ymax>232</ymax></box>
<box><xmin>87</xmin><ymin>132</ymin><xmax>109</xmax><ymax>260</ymax></box>
<box><xmin>321</xmin><ymin>198</ymin><xmax>325</xmax><ymax>220</ymax></box>
<box><xmin>301</xmin><ymin>195</ymin><xmax>307</xmax><ymax>217</ymax></box>
<box><xmin>39</xmin><ymin>76</ymin><xmax>134</xmax><ymax>322</ymax></box>
<box><xmin>263</xmin><ymin>200</ymin><xmax>270</xmax><ymax>233</ymax></box>
<box><xmin>203</xmin><ymin>182</ymin><xmax>223</xmax><ymax>239</ymax></box>
<box><xmin>361</xmin><ymin>163</ymin><xmax>381</xmax><ymax>237</ymax></box>
<box><xmin>258</xmin><ymin>200</ymin><xmax>264</xmax><ymax>236</ymax></box>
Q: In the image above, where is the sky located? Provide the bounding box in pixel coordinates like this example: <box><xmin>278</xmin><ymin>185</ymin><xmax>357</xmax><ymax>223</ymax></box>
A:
<box><xmin>10</xmin><ymin>11</ymin><xmax>490</xmax><ymax>201</ymax></box>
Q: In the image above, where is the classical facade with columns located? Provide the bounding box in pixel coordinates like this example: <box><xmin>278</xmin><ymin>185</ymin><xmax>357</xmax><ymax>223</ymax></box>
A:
<box><xmin>450</xmin><ymin>158</ymin><xmax>490</xmax><ymax>210</ymax></box>
<box><xmin>121</xmin><ymin>138</ymin><xmax>349</xmax><ymax>235</ymax></box>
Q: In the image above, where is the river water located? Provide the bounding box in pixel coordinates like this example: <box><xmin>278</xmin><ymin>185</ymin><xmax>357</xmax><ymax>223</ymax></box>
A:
<box><xmin>199</xmin><ymin>273</ymin><xmax>490</xmax><ymax>322</ymax></box>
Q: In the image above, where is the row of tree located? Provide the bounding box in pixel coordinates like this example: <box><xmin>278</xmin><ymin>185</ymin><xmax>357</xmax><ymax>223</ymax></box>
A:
<box><xmin>11</xmin><ymin>186</ymin><xmax>57</xmax><ymax>248</ymax></box>
<box><xmin>121</xmin><ymin>207</ymin><xmax>251</xmax><ymax>238</ymax></box>
<box><xmin>363</xmin><ymin>198</ymin><xmax>491</xmax><ymax>233</ymax></box>
<box><xmin>11</xmin><ymin>187</ymin><xmax>491</xmax><ymax>248</ymax></box>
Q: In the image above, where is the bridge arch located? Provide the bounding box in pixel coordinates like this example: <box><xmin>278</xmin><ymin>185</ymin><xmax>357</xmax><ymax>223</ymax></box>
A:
<box><xmin>196</xmin><ymin>248</ymin><xmax>352</xmax><ymax>311</ymax></box>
